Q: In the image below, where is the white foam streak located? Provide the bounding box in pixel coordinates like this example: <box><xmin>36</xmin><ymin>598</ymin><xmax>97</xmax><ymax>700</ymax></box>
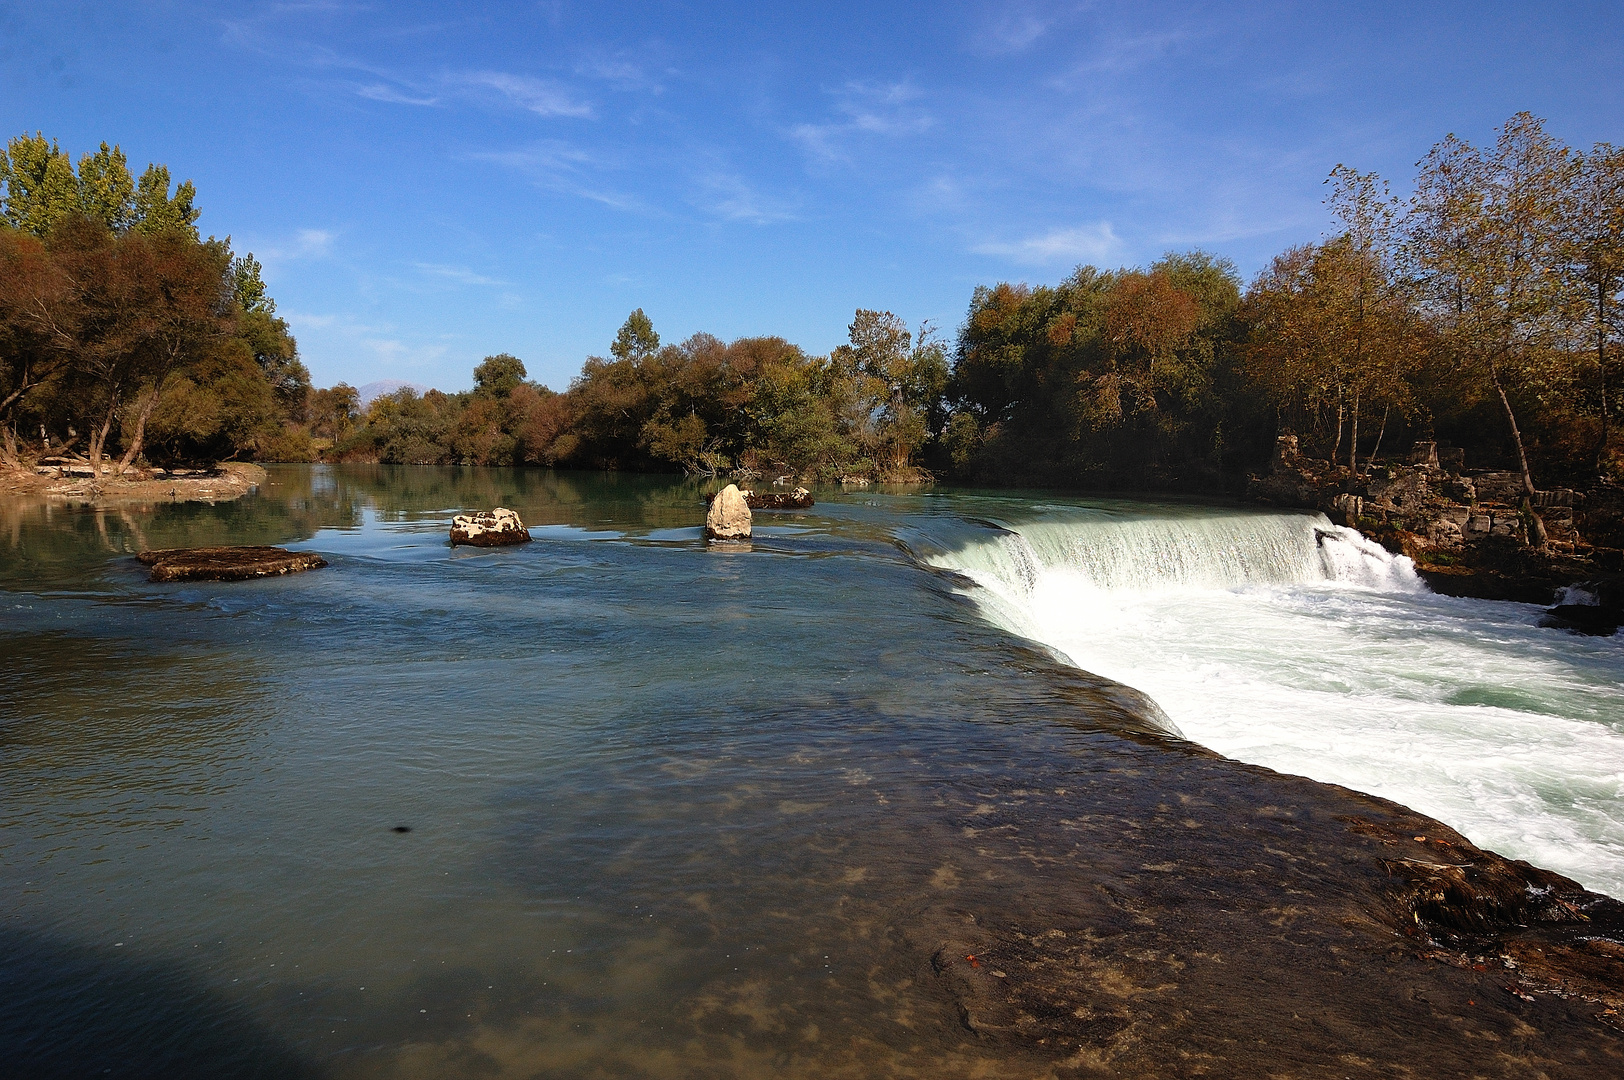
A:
<box><xmin>932</xmin><ymin>510</ymin><xmax>1624</xmax><ymax>898</ymax></box>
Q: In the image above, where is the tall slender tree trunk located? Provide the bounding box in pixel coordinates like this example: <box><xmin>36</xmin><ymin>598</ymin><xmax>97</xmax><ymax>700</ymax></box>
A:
<box><xmin>1366</xmin><ymin>406</ymin><xmax>1390</xmax><ymax>471</ymax></box>
<box><xmin>87</xmin><ymin>406</ymin><xmax>116</xmax><ymax>475</ymax></box>
<box><xmin>1492</xmin><ymin>370</ymin><xmax>1536</xmax><ymax>495</ymax></box>
<box><xmin>1348</xmin><ymin>387</ymin><xmax>1360</xmax><ymax>472</ymax></box>
<box><xmin>1600</xmin><ymin>281</ymin><xmax>1610</xmax><ymax>467</ymax></box>
<box><xmin>1332</xmin><ymin>388</ymin><xmax>1344</xmax><ymax>462</ymax></box>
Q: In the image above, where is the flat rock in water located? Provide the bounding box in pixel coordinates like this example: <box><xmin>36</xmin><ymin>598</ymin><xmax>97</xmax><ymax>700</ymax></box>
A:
<box><xmin>450</xmin><ymin>507</ymin><xmax>533</xmax><ymax>547</ymax></box>
<box><xmin>136</xmin><ymin>546</ymin><xmax>327</xmax><ymax>582</ymax></box>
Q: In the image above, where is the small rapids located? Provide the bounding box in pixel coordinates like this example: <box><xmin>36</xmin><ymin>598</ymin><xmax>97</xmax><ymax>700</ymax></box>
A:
<box><xmin>927</xmin><ymin>506</ymin><xmax>1624</xmax><ymax>898</ymax></box>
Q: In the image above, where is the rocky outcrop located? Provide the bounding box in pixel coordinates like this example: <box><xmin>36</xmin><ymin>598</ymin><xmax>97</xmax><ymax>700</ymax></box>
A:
<box><xmin>704</xmin><ymin>486</ymin><xmax>814</xmax><ymax>510</ymax></box>
<box><xmin>136</xmin><ymin>546</ymin><xmax>327</xmax><ymax>582</ymax></box>
<box><xmin>449</xmin><ymin>507</ymin><xmax>532</xmax><ymax>547</ymax></box>
<box><xmin>1539</xmin><ymin>577</ymin><xmax>1624</xmax><ymax>636</ymax></box>
<box><xmin>705</xmin><ymin>484</ymin><xmax>751</xmax><ymax>540</ymax></box>
<box><xmin>1249</xmin><ymin>435</ymin><xmax>1622</xmax><ymax>608</ymax></box>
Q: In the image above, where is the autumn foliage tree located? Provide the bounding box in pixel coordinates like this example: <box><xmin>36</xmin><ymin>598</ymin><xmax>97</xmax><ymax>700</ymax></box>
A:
<box><xmin>0</xmin><ymin>131</ymin><xmax>304</xmax><ymax>471</ymax></box>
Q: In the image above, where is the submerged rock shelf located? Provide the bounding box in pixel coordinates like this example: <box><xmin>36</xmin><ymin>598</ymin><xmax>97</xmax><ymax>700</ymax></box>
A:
<box><xmin>135</xmin><ymin>545</ymin><xmax>327</xmax><ymax>582</ymax></box>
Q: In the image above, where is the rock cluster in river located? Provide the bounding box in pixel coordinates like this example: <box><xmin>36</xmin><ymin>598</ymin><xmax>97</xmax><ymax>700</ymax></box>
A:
<box><xmin>450</xmin><ymin>507</ymin><xmax>532</xmax><ymax>547</ymax></box>
<box><xmin>705</xmin><ymin>484</ymin><xmax>752</xmax><ymax>540</ymax></box>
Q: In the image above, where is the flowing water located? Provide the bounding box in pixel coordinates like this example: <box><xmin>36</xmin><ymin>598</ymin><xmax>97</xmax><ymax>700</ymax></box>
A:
<box><xmin>921</xmin><ymin>501</ymin><xmax>1624</xmax><ymax>897</ymax></box>
<box><xmin>2</xmin><ymin>466</ymin><xmax>1621</xmax><ymax>1078</ymax></box>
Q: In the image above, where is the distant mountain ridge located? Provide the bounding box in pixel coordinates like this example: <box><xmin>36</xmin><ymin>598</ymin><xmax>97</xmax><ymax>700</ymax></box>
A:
<box><xmin>356</xmin><ymin>379</ymin><xmax>433</xmax><ymax>406</ymax></box>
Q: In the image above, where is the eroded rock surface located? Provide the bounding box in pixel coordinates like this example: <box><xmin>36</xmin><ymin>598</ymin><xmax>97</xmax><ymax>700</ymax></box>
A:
<box><xmin>450</xmin><ymin>507</ymin><xmax>532</xmax><ymax>547</ymax></box>
<box><xmin>705</xmin><ymin>484</ymin><xmax>752</xmax><ymax>540</ymax></box>
<box><xmin>901</xmin><ymin>748</ymin><xmax>1624</xmax><ymax>1078</ymax></box>
<box><xmin>136</xmin><ymin>546</ymin><xmax>327</xmax><ymax>582</ymax></box>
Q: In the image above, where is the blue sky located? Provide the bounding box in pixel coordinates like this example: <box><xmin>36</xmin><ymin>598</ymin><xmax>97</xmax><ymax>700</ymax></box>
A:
<box><xmin>5</xmin><ymin>2</ymin><xmax>1621</xmax><ymax>392</ymax></box>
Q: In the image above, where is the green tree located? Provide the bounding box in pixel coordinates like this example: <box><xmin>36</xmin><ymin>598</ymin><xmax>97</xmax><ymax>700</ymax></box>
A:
<box><xmin>232</xmin><ymin>253</ymin><xmax>275</xmax><ymax>314</ymax></box>
<box><xmin>132</xmin><ymin>164</ymin><xmax>200</xmax><ymax>238</ymax></box>
<box><xmin>830</xmin><ymin>309</ymin><xmax>948</xmax><ymax>474</ymax></box>
<box><xmin>610</xmin><ymin>308</ymin><xmax>660</xmax><ymax>363</ymax></box>
<box><xmin>473</xmin><ymin>353</ymin><xmax>527</xmax><ymax>398</ymax></box>
<box><xmin>76</xmin><ymin>142</ymin><xmax>135</xmax><ymax>231</ymax></box>
<box><xmin>0</xmin><ymin>133</ymin><xmax>80</xmax><ymax>236</ymax></box>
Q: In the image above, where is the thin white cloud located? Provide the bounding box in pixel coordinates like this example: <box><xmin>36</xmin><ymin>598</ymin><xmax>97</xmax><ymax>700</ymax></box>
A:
<box><xmin>285</xmin><ymin>309</ymin><xmax>451</xmax><ymax>379</ymax></box>
<box><xmin>283</xmin><ymin>310</ymin><xmax>337</xmax><ymax>330</ymax></box>
<box><xmin>357</xmin><ymin>83</ymin><xmax>439</xmax><ymax>106</ymax></box>
<box><xmin>460</xmin><ymin>72</ymin><xmax>593</xmax><ymax>118</ymax></box>
<box><xmin>574</xmin><ymin>54</ymin><xmax>667</xmax><ymax>93</ymax></box>
<box><xmin>789</xmin><ymin>82</ymin><xmax>934</xmax><ymax>163</ymax></box>
<box><xmin>691</xmin><ymin>172</ymin><xmax>797</xmax><ymax>225</ymax></box>
<box><xmin>413</xmin><ymin>262</ymin><xmax>509</xmax><ymax>287</ymax></box>
<box><xmin>978</xmin><ymin>4</ymin><xmax>1054</xmax><ymax>54</ymax></box>
<box><xmin>973</xmin><ymin>222</ymin><xmax>1122</xmax><ymax>265</ymax></box>
<box><xmin>249</xmin><ymin>228</ymin><xmax>335</xmax><ymax>270</ymax></box>
<box><xmin>472</xmin><ymin>141</ymin><xmax>652</xmax><ymax>213</ymax></box>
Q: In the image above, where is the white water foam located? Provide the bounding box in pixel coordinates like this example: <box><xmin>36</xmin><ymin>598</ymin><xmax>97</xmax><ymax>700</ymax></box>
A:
<box><xmin>931</xmin><ymin>509</ymin><xmax>1624</xmax><ymax>898</ymax></box>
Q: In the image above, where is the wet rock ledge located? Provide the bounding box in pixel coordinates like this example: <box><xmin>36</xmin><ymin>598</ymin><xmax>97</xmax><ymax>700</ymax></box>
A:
<box><xmin>136</xmin><ymin>546</ymin><xmax>327</xmax><ymax>582</ymax></box>
<box><xmin>904</xmin><ymin>743</ymin><xmax>1624</xmax><ymax>1078</ymax></box>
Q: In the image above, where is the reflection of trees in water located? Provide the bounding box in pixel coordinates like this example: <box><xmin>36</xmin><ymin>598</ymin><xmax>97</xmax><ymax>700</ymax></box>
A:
<box><xmin>279</xmin><ymin>463</ymin><xmax>716</xmax><ymax>532</ymax></box>
<box><xmin>0</xmin><ymin>480</ymin><xmax>361</xmax><ymax>586</ymax></box>
<box><xmin>0</xmin><ymin>467</ymin><xmax>748</xmax><ymax>578</ymax></box>
<box><xmin>0</xmin><ymin>929</ymin><xmax>324</xmax><ymax>1080</ymax></box>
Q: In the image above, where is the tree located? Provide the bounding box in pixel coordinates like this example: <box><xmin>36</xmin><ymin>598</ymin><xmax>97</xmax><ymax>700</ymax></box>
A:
<box><xmin>610</xmin><ymin>308</ymin><xmax>660</xmax><ymax>364</ymax></box>
<box><xmin>1405</xmin><ymin>112</ymin><xmax>1575</xmax><ymax>497</ymax></box>
<box><xmin>0</xmin><ymin>133</ymin><xmax>80</xmax><ymax>237</ymax></box>
<box><xmin>828</xmin><ymin>309</ymin><xmax>948</xmax><ymax>474</ymax></box>
<box><xmin>1092</xmin><ymin>270</ymin><xmax>1199</xmax><ymax>426</ymax></box>
<box><xmin>473</xmin><ymin>353</ymin><xmax>527</xmax><ymax>398</ymax></box>
<box><xmin>0</xmin><ymin>228</ymin><xmax>75</xmax><ymax>464</ymax></box>
<box><xmin>1565</xmin><ymin>142</ymin><xmax>1624</xmax><ymax>470</ymax></box>
<box><xmin>131</xmin><ymin>164</ymin><xmax>199</xmax><ymax>238</ymax></box>
<box><xmin>232</xmin><ymin>254</ymin><xmax>274</xmax><ymax>314</ymax></box>
<box><xmin>50</xmin><ymin>223</ymin><xmax>236</xmax><ymax>474</ymax></box>
<box><xmin>309</xmin><ymin>383</ymin><xmax>360</xmax><ymax>441</ymax></box>
<box><xmin>76</xmin><ymin>142</ymin><xmax>136</xmax><ymax>231</ymax></box>
<box><xmin>1244</xmin><ymin>169</ymin><xmax>1416</xmax><ymax>470</ymax></box>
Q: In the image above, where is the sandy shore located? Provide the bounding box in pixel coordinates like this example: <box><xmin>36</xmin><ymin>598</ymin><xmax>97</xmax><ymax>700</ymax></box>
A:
<box><xmin>0</xmin><ymin>461</ymin><xmax>267</xmax><ymax>504</ymax></box>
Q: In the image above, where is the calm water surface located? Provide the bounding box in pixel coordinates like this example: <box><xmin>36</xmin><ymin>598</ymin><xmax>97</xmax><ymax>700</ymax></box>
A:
<box><xmin>1</xmin><ymin>465</ymin><xmax>1620</xmax><ymax>1078</ymax></box>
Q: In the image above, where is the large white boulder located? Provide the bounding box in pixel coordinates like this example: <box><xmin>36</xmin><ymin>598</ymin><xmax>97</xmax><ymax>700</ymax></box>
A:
<box><xmin>450</xmin><ymin>507</ymin><xmax>533</xmax><ymax>547</ymax></box>
<box><xmin>705</xmin><ymin>484</ymin><xmax>752</xmax><ymax>541</ymax></box>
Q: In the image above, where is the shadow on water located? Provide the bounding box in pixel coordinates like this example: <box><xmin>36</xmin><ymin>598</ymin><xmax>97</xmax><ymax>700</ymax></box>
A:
<box><xmin>0</xmin><ymin>929</ymin><xmax>324</xmax><ymax>1080</ymax></box>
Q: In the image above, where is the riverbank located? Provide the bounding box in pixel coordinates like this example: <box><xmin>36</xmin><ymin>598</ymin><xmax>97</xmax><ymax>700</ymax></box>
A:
<box><xmin>1248</xmin><ymin>435</ymin><xmax>1624</xmax><ymax>612</ymax></box>
<box><xmin>0</xmin><ymin>461</ymin><xmax>266</xmax><ymax>504</ymax></box>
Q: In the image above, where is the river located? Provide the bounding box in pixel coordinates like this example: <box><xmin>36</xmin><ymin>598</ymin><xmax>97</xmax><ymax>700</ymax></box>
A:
<box><xmin>2</xmin><ymin>464</ymin><xmax>1620</xmax><ymax>1078</ymax></box>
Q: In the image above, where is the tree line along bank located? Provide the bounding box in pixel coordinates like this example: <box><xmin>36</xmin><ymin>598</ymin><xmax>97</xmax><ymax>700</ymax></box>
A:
<box><xmin>1</xmin><ymin>114</ymin><xmax>1620</xmax><ymax>498</ymax></box>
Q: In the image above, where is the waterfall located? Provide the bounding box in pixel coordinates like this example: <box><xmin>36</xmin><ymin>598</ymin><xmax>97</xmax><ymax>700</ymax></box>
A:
<box><xmin>933</xmin><ymin>510</ymin><xmax>1423</xmax><ymax>602</ymax></box>
<box><xmin>925</xmin><ymin>505</ymin><xmax>1624</xmax><ymax>899</ymax></box>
